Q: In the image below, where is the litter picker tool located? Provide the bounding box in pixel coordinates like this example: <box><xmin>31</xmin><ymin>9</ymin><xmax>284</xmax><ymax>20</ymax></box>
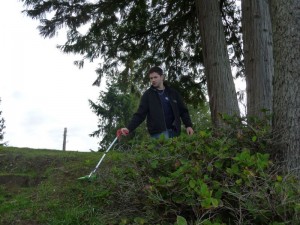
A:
<box><xmin>78</xmin><ymin>129</ymin><xmax>126</xmax><ymax>181</ymax></box>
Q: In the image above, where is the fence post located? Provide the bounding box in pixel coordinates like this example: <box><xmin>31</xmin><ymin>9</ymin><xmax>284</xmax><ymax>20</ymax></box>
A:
<box><xmin>63</xmin><ymin>127</ymin><xmax>67</xmax><ymax>151</ymax></box>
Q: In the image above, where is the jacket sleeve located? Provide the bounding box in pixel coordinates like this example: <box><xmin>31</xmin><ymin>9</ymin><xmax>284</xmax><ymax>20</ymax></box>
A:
<box><xmin>126</xmin><ymin>92</ymin><xmax>149</xmax><ymax>132</ymax></box>
<box><xmin>176</xmin><ymin>92</ymin><xmax>193</xmax><ymax>128</ymax></box>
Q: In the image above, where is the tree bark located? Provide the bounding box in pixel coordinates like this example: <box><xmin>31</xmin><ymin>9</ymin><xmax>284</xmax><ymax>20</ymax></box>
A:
<box><xmin>195</xmin><ymin>0</ymin><xmax>240</xmax><ymax>127</ymax></box>
<box><xmin>242</xmin><ymin>0</ymin><xmax>273</xmax><ymax>119</ymax></box>
<box><xmin>270</xmin><ymin>0</ymin><xmax>300</xmax><ymax>177</ymax></box>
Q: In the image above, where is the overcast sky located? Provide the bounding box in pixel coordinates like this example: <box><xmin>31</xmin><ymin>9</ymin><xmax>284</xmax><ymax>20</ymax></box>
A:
<box><xmin>0</xmin><ymin>1</ymin><xmax>105</xmax><ymax>151</ymax></box>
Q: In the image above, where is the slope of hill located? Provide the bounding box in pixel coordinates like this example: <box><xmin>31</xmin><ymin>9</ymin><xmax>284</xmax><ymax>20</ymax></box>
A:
<box><xmin>0</xmin><ymin>146</ymin><xmax>145</xmax><ymax>225</ymax></box>
<box><xmin>1</xmin><ymin>130</ymin><xmax>299</xmax><ymax>225</ymax></box>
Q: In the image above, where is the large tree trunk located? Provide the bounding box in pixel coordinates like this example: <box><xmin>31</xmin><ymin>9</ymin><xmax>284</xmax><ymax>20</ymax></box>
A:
<box><xmin>195</xmin><ymin>0</ymin><xmax>240</xmax><ymax>127</ymax></box>
<box><xmin>242</xmin><ymin>0</ymin><xmax>273</xmax><ymax>119</ymax></box>
<box><xmin>270</xmin><ymin>0</ymin><xmax>300</xmax><ymax>177</ymax></box>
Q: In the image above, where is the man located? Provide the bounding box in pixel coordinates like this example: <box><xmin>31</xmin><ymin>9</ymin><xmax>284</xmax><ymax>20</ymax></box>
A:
<box><xmin>120</xmin><ymin>66</ymin><xmax>194</xmax><ymax>138</ymax></box>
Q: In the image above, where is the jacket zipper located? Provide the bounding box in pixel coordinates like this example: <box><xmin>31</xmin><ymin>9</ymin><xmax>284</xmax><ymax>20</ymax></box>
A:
<box><xmin>157</xmin><ymin>91</ymin><xmax>168</xmax><ymax>131</ymax></box>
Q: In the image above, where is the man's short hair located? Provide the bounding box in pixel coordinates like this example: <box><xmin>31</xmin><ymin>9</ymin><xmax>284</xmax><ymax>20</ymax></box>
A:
<box><xmin>148</xmin><ymin>66</ymin><xmax>163</xmax><ymax>76</ymax></box>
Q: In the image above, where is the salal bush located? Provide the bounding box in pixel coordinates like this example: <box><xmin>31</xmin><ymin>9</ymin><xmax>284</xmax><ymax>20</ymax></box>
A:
<box><xmin>131</xmin><ymin>116</ymin><xmax>300</xmax><ymax>224</ymax></box>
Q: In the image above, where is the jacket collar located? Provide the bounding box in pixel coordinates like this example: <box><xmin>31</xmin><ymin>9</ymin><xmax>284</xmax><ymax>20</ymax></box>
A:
<box><xmin>150</xmin><ymin>84</ymin><xmax>169</xmax><ymax>92</ymax></box>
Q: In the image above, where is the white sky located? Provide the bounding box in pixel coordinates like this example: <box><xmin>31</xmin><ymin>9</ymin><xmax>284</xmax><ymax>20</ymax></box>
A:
<box><xmin>0</xmin><ymin>1</ymin><xmax>105</xmax><ymax>151</ymax></box>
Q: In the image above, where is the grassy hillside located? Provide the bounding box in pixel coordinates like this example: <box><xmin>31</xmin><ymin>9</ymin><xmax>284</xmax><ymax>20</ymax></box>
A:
<box><xmin>1</xmin><ymin>129</ymin><xmax>299</xmax><ymax>225</ymax></box>
<box><xmin>0</xmin><ymin>146</ymin><xmax>145</xmax><ymax>225</ymax></box>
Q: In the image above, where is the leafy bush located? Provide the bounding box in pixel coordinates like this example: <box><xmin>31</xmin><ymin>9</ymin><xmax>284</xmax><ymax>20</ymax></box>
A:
<box><xmin>123</xmin><ymin>116</ymin><xmax>300</xmax><ymax>224</ymax></box>
<box><xmin>1</xmin><ymin>116</ymin><xmax>298</xmax><ymax>225</ymax></box>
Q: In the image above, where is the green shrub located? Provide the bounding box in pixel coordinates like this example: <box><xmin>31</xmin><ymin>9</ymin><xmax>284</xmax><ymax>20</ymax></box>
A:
<box><xmin>126</xmin><ymin>116</ymin><xmax>300</xmax><ymax>224</ymax></box>
<box><xmin>1</xmin><ymin>115</ymin><xmax>298</xmax><ymax>225</ymax></box>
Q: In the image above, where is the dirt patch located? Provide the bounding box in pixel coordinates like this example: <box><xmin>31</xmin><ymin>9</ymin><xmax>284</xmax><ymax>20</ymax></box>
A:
<box><xmin>0</xmin><ymin>174</ymin><xmax>44</xmax><ymax>188</ymax></box>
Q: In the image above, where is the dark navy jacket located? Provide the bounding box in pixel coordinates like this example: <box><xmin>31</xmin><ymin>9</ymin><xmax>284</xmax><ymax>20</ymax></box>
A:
<box><xmin>127</xmin><ymin>85</ymin><xmax>193</xmax><ymax>135</ymax></box>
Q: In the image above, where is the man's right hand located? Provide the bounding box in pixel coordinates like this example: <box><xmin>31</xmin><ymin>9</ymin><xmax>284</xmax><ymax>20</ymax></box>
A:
<box><xmin>120</xmin><ymin>128</ymin><xmax>129</xmax><ymax>136</ymax></box>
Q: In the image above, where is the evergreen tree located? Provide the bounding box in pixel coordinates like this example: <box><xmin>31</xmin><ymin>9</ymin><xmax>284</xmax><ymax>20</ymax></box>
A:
<box><xmin>89</xmin><ymin>83</ymin><xmax>147</xmax><ymax>149</ymax></box>
<box><xmin>196</xmin><ymin>0</ymin><xmax>240</xmax><ymax>127</ymax></box>
<box><xmin>270</xmin><ymin>0</ymin><xmax>300</xmax><ymax>177</ymax></box>
<box><xmin>0</xmin><ymin>98</ymin><xmax>6</xmax><ymax>146</ymax></box>
<box><xmin>242</xmin><ymin>0</ymin><xmax>273</xmax><ymax>120</ymax></box>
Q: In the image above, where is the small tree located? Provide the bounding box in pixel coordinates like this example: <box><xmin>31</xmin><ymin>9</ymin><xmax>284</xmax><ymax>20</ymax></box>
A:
<box><xmin>0</xmin><ymin>98</ymin><xmax>6</xmax><ymax>146</ymax></box>
<box><xmin>89</xmin><ymin>83</ymin><xmax>147</xmax><ymax>149</ymax></box>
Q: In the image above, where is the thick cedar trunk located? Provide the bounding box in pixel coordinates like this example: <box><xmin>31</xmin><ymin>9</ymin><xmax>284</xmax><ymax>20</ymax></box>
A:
<box><xmin>242</xmin><ymin>0</ymin><xmax>273</xmax><ymax>119</ymax></box>
<box><xmin>270</xmin><ymin>0</ymin><xmax>300</xmax><ymax>177</ymax></box>
<box><xmin>195</xmin><ymin>0</ymin><xmax>240</xmax><ymax>127</ymax></box>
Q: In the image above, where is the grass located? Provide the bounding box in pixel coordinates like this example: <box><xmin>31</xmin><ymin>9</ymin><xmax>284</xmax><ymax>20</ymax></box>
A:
<box><xmin>0</xmin><ymin>146</ymin><xmax>140</xmax><ymax>225</ymax></box>
<box><xmin>1</xmin><ymin>130</ymin><xmax>299</xmax><ymax>225</ymax></box>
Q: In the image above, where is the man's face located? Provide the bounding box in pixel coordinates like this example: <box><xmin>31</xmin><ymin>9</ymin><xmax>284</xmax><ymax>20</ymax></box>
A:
<box><xmin>149</xmin><ymin>72</ymin><xmax>164</xmax><ymax>89</ymax></box>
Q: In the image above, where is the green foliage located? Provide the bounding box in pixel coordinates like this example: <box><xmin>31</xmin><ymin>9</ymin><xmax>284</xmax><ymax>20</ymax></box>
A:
<box><xmin>188</xmin><ymin>101</ymin><xmax>211</xmax><ymax>131</ymax></box>
<box><xmin>175</xmin><ymin>216</ymin><xmax>188</xmax><ymax>225</ymax></box>
<box><xmin>128</xmin><ymin>116</ymin><xmax>300</xmax><ymax>224</ymax></box>
<box><xmin>0</xmin><ymin>98</ymin><xmax>5</xmax><ymax>145</ymax></box>
<box><xmin>89</xmin><ymin>83</ymin><xmax>147</xmax><ymax>149</ymax></box>
<box><xmin>1</xmin><ymin>116</ymin><xmax>299</xmax><ymax>224</ymax></box>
